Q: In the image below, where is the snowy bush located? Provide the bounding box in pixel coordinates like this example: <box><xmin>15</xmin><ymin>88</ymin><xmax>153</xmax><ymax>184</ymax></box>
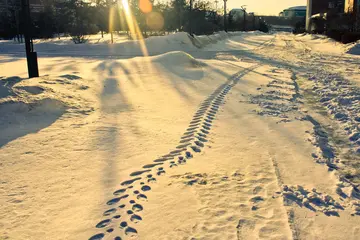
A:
<box><xmin>71</xmin><ymin>34</ymin><xmax>88</xmax><ymax>44</ymax></box>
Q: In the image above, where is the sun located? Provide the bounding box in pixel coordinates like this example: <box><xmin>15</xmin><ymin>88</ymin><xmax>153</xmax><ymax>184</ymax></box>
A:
<box><xmin>122</xmin><ymin>0</ymin><xmax>130</xmax><ymax>15</ymax></box>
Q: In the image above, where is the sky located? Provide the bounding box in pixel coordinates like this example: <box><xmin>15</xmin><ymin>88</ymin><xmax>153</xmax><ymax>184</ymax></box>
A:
<box><xmin>159</xmin><ymin>0</ymin><xmax>307</xmax><ymax>16</ymax></box>
<box><xmin>225</xmin><ymin>0</ymin><xmax>307</xmax><ymax>15</ymax></box>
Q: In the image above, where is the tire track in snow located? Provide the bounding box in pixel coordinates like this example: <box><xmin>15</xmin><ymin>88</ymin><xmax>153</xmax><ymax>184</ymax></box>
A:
<box><xmin>88</xmin><ymin>64</ymin><xmax>261</xmax><ymax>240</ymax></box>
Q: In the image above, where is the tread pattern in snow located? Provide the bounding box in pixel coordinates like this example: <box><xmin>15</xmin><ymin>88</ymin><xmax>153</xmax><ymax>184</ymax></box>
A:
<box><xmin>88</xmin><ymin>64</ymin><xmax>261</xmax><ymax>239</ymax></box>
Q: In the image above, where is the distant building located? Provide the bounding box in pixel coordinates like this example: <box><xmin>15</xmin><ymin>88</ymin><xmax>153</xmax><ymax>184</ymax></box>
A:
<box><xmin>229</xmin><ymin>8</ymin><xmax>247</xmax><ymax>22</ymax></box>
<box><xmin>279</xmin><ymin>6</ymin><xmax>307</xmax><ymax>18</ymax></box>
<box><xmin>0</xmin><ymin>0</ymin><xmax>46</xmax><ymax>14</ymax></box>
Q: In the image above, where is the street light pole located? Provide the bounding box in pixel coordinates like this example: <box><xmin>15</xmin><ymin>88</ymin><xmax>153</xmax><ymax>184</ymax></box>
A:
<box><xmin>241</xmin><ymin>5</ymin><xmax>247</xmax><ymax>31</ymax></box>
<box><xmin>223</xmin><ymin>0</ymin><xmax>227</xmax><ymax>32</ymax></box>
<box><xmin>21</xmin><ymin>0</ymin><xmax>39</xmax><ymax>78</ymax></box>
<box><xmin>189</xmin><ymin>0</ymin><xmax>193</xmax><ymax>35</ymax></box>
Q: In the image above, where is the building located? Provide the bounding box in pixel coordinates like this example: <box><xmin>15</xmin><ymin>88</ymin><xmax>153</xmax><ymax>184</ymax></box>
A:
<box><xmin>279</xmin><ymin>6</ymin><xmax>307</xmax><ymax>18</ymax></box>
<box><xmin>344</xmin><ymin>0</ymin><xmax>359</xmax><ymax>31</ymax></box>
<box><xmin>229</xmin><ymin>8</ymin><xmax>247</xmax><ymax>22</ymax></box>
<box><xmin>306</xmin><ymin>0</ymin><xmax>345</xmax><ymax>31</ymax></box>
<box><xmin>0</xmin><ymin>0</ymin><xmax>46</xmax><ymax>14</ymax></box>
<box><xmin>344</xmin><ymin>0</ymin><xmax>358</xmax><ymax>13</ymax></box>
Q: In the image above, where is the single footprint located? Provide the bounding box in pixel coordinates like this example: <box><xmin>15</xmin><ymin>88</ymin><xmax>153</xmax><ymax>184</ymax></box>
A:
<box><xmin>146</xmin><ymin>174</ymin><xmax>156</xmax><ymax>183</ymax></box>
<box><xmin>121</xmin><ymin>178</ymin><xmax>141</xmax><ymax>186</ymax></box>
<box><xmin>191</xmin><ymin>146</ymin><xmax>201</xmax><ymax>153</ymax></box>
<box><xmin>132</xmin><ymin>203</ymin><xmax>143</xmax><ymax>212</ymax></box>
<box><xmin>202</xmin><ymin>125</ymin><xmax>211</xmax><ymax>130</ymax></box>
<box><xmin>197</xmin><ymin>133</ymin><xmax>207</xmax><ymax>138</ymax></box>
<box><xmin>130</xmin><ymin>170</ymin><xmax>151</xmax><ymax>177</ymax></box>
<box><xmin>170</xmin><ymin>161</ymin><xmax>178</xmax><ymax>168</ymax></box>
<box><xmin>113</xmin><ymin>188</ymin><xmax>126</xmax><ymax>195</ymax></box>
<box><xmin>89</xmin><ymin>233</ymin><xmax>105</xmax><ymax>240</ymax></box>
<box><xmin>125</xmin><ymin>226</ymin><xmax>138</xmax><ymax>236</ymax></box>
<box><xmin>186</xmin><ymin>151</ymin><xmax>193</xmax><ymax>158</ymax></box>
<box><xmin>157</xmin><ymin>167</ymin><xmax>166</xmax><ymax>176</ymax></box>
<box><xmin>107</xmin><ymin>195</ymin><xmax>129</xmax><ymax>205</ymax></box>
<box><xmin>141</xmin><ymin>185</ymin><xmax>151</xmax><ymax>192</ymax></box>
<box><xmin>143</xmin><ymin>163</ymin><xmax>163</xmax><ymax>169</ymax></box>
<box><xmin>96</xmin><ymin>219</ymin><xmax>111</xmax><ymax>228</ymax></box>
<box><xmin>137</xmin><ymin>194</ymin><xmax>147</xmax><ymax>201</ymax></box>
<box><xmin>195</xmin><ymin>141</ymin><xmax>205</xmax><ymax>147</ymax></box>
<box><xmin>179</xmin><ymin>138</ymin><xmax>194</xmax><ymax>143</ymax></box>
<box><xmin>130</xmin><ymin>214</ymin><xmax>142</xmax><ymax>223</ymax></box>
<box><xmin>103</xmin><ymin>208</ymin><xmax>117</xmax><ymax>216</ymax></box>
<box><xmin>177</xmin><ymin>143</ymin><xmax>192</xmax><ymax>149</ymax></box>
<box><xmin>120</xmin><ymin>221</ymin><xmax>128</xmax><ymax>229</ymax></box>
<box><xmin>250</xmin><ymin>196</ymin><xmax>264</xmax><ymax>203</ymax></box>
<box><xmin>200</xmin><ymin>129</ymin><xmax>209</xmax><ymax>134</ymax></box>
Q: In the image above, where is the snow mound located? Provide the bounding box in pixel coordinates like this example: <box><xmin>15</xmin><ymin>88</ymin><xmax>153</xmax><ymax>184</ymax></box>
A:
<box><xmin>152</xmin><ymin>51</ymin><xmax>205</xmax><ymax>67</ymax></box>
<box><xmin>0</xmin><ymin>98</ymin><xmax>66</xmax><ymax>116</ymax></box>
<box><xmin>0</xmin><ymin>76</ymin><xmax>22</xmax><ymax>98</ymax></box>
<box><xmin>151</xmin><ymin>51</ymin><xmax>205</xmax><ymax>80</ymax></box>
<box><xmin>346</xmin><ymin>42</ymin><xmax>360</xmax><ymax>55</ymax></box>
<box><xmin>0</xmin><ymin>98</ymin><xmax>66</xmax><ymax>147</ymax></box>
<box><xmin>14</xmin><ymin>86</ymin><xmax>44</xmax><ymax>95</ymax></box>
<box><xmin>0</xmin><ymin>31</ymin><xmax>235</xmax><ymax>56</ymax></box>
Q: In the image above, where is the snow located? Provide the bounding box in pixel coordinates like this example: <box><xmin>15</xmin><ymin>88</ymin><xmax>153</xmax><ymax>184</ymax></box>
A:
<box><xmin>1</xmin><ymin>31</ymin><xmax>360</xmax><ymax>240</ymax></box>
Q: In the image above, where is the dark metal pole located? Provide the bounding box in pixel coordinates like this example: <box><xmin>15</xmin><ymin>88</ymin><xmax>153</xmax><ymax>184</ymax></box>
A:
<box><xmin>189</xmin><ymin>0</ymin><xmax>193</xmax><ymax>35</ymax></box>
<box><xmin>243</xmin><ymin>12</ymin><xmax>246</xmax><ymax>31</ymax></box>
<box><xmin>223</xmin><ymin>0</ymin><xmax>227</xmax><ymax>32</ymax></box>
<box><xmin>21</xmin><ymin>0</ymin><xmax>39</xmax><ymax>78</ymax></box>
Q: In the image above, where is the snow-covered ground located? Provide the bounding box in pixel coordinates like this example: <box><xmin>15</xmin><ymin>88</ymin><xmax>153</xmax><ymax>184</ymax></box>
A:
<box><xmin>1</xmin><ymin>31</ymin><xmax>360</xmax><ymax>240</ymax></box>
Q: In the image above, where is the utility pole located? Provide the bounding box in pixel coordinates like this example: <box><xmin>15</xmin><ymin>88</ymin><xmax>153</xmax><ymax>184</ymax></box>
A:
<box><xmin>21</xmin><ymin>0</ymin><xmax>39</xmax><ymax>78</ymax></box>
<box><xmin>306</xmin><ymin>0</ymin><xmax>313</xmax><ymax>32</ymax></box>
<box><xmin>189</xmin><ymin>0</ymin><xmax>193</xmax><ymax>35</ymax></box>
<box><xmin>223</xmin><ymin>0</ymin><xmax>227</xmax><ymax>32</ymax></box>
<box><xmin>356</xmin><ymin>1</ymin><xmax>360</xmax><ymax>32</ymax></box>
<box><xmin>241</xmin><ymin>5</ymin><xmax>246</xmax><ymax>31</ymax></box>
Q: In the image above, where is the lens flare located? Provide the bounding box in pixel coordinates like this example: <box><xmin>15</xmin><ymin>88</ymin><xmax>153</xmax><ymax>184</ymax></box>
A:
<box><xmin>122</xmin><ymin>0</ymin><xmax>130</xmax><ymax>15</ymax></box>
<box><xmin>146</xmin><ymin>12</ymin><xmax>164</xmax><ymax>31</ymax></box>
<box><xmin>117</xmin><ymin>0</ymin><xmax>149</xmax><ymax>56</ymax></box>
<box><xmin>139</xmin><ymin>0</ymin><xmax>152</xmax><ymax>13</ymax></box>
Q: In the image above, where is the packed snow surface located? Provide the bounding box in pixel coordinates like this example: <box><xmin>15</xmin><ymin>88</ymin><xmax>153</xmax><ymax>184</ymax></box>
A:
<box><xmin>1</xmin><ymin>31</ymin><xmax>360</xmax><ymax>240</ymax></box>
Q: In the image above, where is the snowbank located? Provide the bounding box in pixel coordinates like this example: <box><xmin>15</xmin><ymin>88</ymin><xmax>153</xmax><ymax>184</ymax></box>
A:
<box><xmin>0</xmin><ymin>32</ymin><xmax>235</xmax><ymax>56</ymax></box>
<box><xmin>346</xmin><ymin>41</ymin><xmax>360</xmax><ymax>55</ymax></box>
<box><xmin>295</xmin><ymin>33</ymin><xmax>360</xmax><ymax>55</ymax></box>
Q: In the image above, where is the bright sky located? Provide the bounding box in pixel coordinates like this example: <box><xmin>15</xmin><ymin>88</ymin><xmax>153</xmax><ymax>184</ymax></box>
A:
<box><xmin>226</xmin><ymin>0</ymin><xmax>307</xmax><ymax>15</ymax></box>
<box><xmin>158</xmin><ymin>0</ymin><xmax>307</xmax><ymax>16</ymax></box>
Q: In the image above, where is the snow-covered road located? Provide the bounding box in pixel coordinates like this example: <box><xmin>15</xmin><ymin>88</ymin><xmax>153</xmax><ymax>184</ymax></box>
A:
<box><xmin>1</xmin><ymin>32</ymin><xmax>360</xmax><ymax>240</ymax></box>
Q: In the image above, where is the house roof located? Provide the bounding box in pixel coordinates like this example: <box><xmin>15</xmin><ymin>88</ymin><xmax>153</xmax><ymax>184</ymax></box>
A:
<box><xmin>285</xmin><ymin>6</ymin><xmax>307</xmax><ymax>11</ymax></box>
